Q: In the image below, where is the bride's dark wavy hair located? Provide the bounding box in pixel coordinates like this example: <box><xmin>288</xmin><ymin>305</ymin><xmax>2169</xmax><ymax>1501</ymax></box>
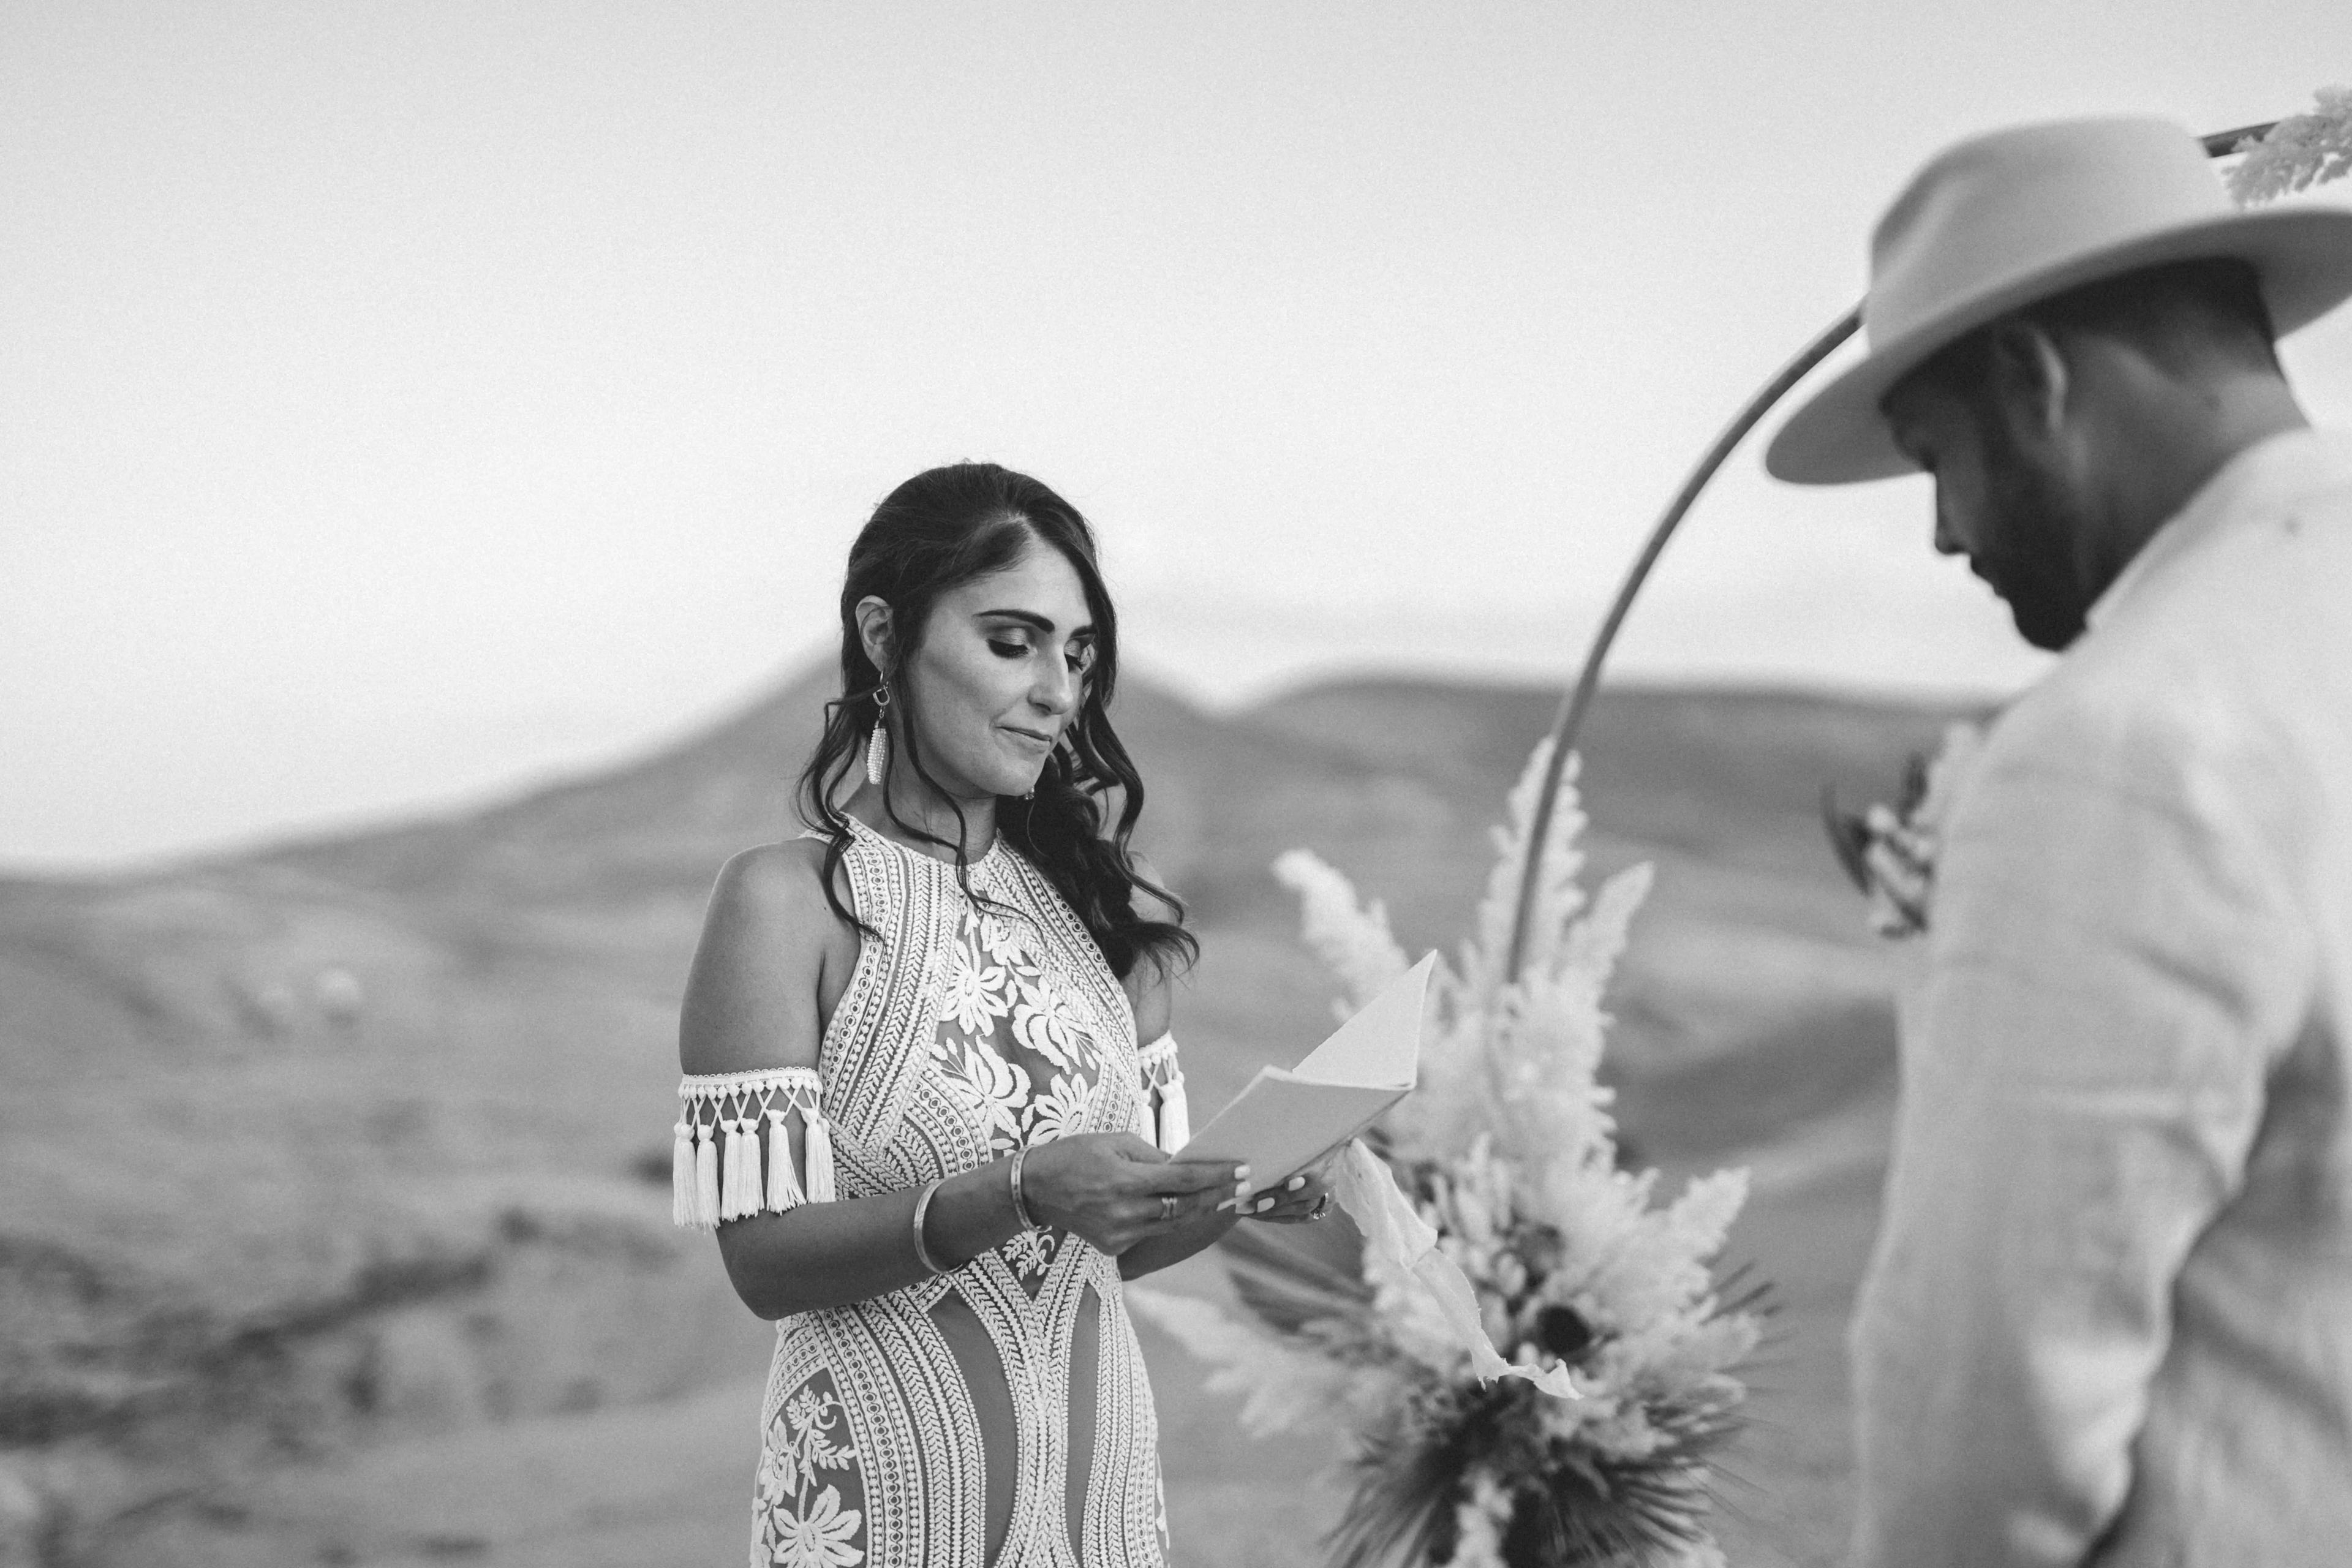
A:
<box><xmin>796</xmin><ymin>462</ymin><xmax>1196</xmax><ymax>982</ymax></box>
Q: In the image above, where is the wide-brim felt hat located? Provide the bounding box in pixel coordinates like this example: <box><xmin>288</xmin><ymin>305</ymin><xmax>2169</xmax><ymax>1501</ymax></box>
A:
<box><xmin>1767</xmin><ymin>116</ymin><xmax>2352</xmax><ymax>485</ymax></box>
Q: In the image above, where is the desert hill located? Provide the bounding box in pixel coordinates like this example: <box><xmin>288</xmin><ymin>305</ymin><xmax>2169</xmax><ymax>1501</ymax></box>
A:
<box><xmin>0</xmin><ymin>668</ymin><xmax>1980</xmax><ymax>1566</ymax></box>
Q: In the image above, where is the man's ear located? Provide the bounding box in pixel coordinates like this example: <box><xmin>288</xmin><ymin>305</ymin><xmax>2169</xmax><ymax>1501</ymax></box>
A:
<box><xmin>1984</xmin><ymin>317</ymin><xmax>2073</xmax><ymax>446</ymax></box>
<box><xmin>853</xmin><ymin>596</ymin><xmax>895</xmax><ymax>679</ymax></box>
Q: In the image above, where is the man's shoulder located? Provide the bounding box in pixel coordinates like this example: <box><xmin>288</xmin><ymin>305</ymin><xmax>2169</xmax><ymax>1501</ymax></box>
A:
<box><xmin>1971</xmin><ymin>636</ymin><xmax>2249</xmax><ymax>823</ymax></box>
<box><xmin>1973</xmin><ymin>547</ymin><xmax>2337</xmax><ymax>829</ymax></box>
<box><xmin>1995</xmin><ymin>624</ymin><xmax>2201</xmax><ymax>745</ymax></box>
<box><xmin>2096</xmin><ymin>429</ymin><xmax>2352</xmax><ymax>658</ymax></box>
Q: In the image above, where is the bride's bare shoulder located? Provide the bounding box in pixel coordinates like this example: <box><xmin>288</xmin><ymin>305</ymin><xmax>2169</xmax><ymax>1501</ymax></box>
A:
<box><xmin>679</xmin><ymin>836</ymin><xmax>857</xmax><ymax>1074</ymax></box>
<box><xmin>715</xmin><ymin>834</ymin><xmax>844</xmax><ymax>907</ymax></box>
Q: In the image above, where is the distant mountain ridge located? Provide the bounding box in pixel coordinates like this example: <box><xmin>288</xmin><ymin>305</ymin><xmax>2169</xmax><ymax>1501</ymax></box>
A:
<box><xmin>195</xmin><ymin>665</ymin><xmax>1983</xmax><ymax>924</ymax></box>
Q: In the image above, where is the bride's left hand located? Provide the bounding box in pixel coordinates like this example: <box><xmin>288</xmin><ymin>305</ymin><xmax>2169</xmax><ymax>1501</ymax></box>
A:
<box><xmin>1241</xmin><ymin>1160</ymin><xmax>1337</xmax><ymax>1225</ymax></box>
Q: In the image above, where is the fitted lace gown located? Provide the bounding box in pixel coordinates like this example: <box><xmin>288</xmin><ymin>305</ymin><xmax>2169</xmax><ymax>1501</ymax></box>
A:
<box><xmin>674</xmin><ymin>816</ymin><xmax>1191</xmax><ymax>1568</ymax></box>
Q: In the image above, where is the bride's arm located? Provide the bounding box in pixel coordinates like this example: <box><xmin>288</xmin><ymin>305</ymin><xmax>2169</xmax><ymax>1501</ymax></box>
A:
<box><xmin>680</xmin><ymin>842</ymin><xmax>1025</xmax><ymax>1318</ymax></box>
<box><xmin>682</xmin><ymin>843</ymin><xmax>1235</xmax><ymax>1317</ymax></box>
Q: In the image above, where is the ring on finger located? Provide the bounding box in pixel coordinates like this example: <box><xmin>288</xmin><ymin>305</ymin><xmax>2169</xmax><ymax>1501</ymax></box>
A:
<box><xmin>1307</xmin><ymin>1194</ymin><xmax>1331</xmax><ymax>1222</ymax></box>
<box><xmin>1159</xmin><ymin>1193</ymin><xmax>1178</xmax><ymax>1223</ymax></box>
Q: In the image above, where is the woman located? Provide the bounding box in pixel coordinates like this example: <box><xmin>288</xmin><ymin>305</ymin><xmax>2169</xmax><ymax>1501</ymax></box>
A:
<box><xmin>673</xmin><ymin>462</ymin><xmax>1331</xmax><ymax>1568</ymax></box>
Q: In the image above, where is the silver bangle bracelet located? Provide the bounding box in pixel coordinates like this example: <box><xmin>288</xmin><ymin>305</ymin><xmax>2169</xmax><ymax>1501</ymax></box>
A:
<box><xmin>1008</xmin><ymin>1145</ymin><xmax>1039</xmax><ymax>1232</ymax></box>
<box><xmin>911</xmin><ymin>1178</ymin><xmax>946</xmax><ymax>1275</ymax></box>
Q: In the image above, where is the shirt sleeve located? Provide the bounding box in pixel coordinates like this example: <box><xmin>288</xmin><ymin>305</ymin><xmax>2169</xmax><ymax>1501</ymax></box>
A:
<box><xmin>1849</xmin><ymin>690</ymin><xmax>2311</xmax><ymax>1567</ymax></box>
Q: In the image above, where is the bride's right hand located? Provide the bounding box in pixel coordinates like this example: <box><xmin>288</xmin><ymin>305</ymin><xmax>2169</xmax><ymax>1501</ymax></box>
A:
<box><xmin>1018</xmin><ymin>1133</ymin><xmax>1246</xmax><ymax>1256</ymax></box>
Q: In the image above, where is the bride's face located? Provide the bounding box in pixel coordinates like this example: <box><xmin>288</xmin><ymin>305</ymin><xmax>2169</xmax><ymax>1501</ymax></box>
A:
<box><xmin>894</xmin><ymin>539</ymin><xmax>1098</xmax><ymax>802</ymax></box>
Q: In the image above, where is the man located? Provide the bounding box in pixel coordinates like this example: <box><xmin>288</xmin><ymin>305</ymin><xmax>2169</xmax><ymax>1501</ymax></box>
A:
<box><xmin>1765</xmin><ymin>118</ymin><xmax>2352</xmax><ymax>1566</ymax></box>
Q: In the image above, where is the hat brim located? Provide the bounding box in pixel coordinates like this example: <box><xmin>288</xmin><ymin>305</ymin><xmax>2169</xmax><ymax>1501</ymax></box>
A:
<box><xmin>1765</xmin><ymin>205</ymin><xmax>2352</xmax><ymax>486</ymax></box>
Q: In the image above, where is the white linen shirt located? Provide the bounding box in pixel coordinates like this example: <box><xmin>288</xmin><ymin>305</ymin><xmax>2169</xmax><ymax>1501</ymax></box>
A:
<box><xmin>1850</xmin><ymin>429</ymin><xmax>2352</xmax><ymax>1568</ymax></box>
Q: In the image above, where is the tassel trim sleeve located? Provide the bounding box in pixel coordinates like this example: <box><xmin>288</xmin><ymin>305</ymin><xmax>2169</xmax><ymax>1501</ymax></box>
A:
<box><xmin>1136</xmin><ymin>1033</ymin><xmax>1190</xmax><ymax>1155</ymax></box>
<box><xmin>673</xmin><ymin>1066</ymin><xmax>835</xmax><ymax>1231</ymax></box>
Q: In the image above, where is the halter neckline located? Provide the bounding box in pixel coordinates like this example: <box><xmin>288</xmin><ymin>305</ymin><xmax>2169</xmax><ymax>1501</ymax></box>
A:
<box><xmin>839</xmin><ymin>810</ymin><xmax>1009</xmax><ymax>873</ymax></box>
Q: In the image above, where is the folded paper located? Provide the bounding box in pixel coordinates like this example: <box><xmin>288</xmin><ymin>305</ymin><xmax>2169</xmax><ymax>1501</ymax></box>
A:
<box><xmin>1174</xmin><ymin>952</ymin><xmax>1433</xmax><ymax>1186</ymax></box>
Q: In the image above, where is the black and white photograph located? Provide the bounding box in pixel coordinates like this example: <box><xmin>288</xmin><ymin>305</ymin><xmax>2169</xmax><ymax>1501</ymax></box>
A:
<box><xmin>4</xmin><ymin>6</ymin><xmax>2350</xmax><ymax>1566</ymax></box>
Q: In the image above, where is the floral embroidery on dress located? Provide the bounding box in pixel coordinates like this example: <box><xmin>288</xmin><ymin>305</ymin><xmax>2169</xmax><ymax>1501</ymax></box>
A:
<box><xmin>757</xmin><ymin>1382</ymin><xmax>863</xmax><ymax>1567</ymax></box>
<box><xmin>936</xmin><ymin>1037</ymin><xmax>1030</xmax><ymax>1153</ymax></box>
<box><xmin>1005</xmin><ymin>1223</ymin><xmax>1060</xmax><ymax>1281</ymax></box>
<box><xmin>941</xmin><ymin>932</ymin><xmax>1015</xmax><ymax>1037</ymax></box>
<box><xmin>773</xmin><ymin>1488</ymin><xmax>862</xmax><ymax>1568</ymax></box>
<box><xmin>927</xmin><ymin>902</ymin><xmax>1106</xmax><ymax>1159</ymax></box>
<box><xmin>1012</xmin><ymin>970</ymin><xmax>1094</xmax><ymax>1073</ymax></box>
<box><xmin>1027</xmin><ymin>1071</ymin><xmax>1094</xmax><ymax>1145</ymax></box>
<box><xmin>974</xmin><ymin>910</ymin><xmax>1031</xmax><ymax>967</ymax></box>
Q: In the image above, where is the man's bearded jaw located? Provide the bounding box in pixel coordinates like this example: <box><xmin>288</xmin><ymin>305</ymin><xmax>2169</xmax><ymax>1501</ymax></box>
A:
<box><xmin>2000</xmin><ymin>566</ymin><xmax>2090</xmax><ymax>651</ymax></box>
<box><xmin>1980</xmin><ymin>427</ymin><xmax>2095</xmax><ymax>652</ymax></box>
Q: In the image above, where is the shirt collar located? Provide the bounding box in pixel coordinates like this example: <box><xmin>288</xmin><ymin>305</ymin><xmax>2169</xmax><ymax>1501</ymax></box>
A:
<box><xmin>2086</xmin><ymin>426</ymin><xmax>2352</xmax><ymax>631</ymax></box>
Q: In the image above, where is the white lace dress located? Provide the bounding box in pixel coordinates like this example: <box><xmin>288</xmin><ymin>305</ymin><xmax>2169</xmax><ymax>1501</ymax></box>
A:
<box><xmin>674</xmin><ymin>817</ymin><xmax>1189</xmax><ymax>1568</ymax></box>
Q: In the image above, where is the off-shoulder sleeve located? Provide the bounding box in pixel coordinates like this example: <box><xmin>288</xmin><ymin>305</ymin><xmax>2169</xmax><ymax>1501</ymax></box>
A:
<box><xmin>1135</xmin><ymin>1033</ymin><xmax>1189</xmax><ymax>1155</ymax></box>
<box><xmin>673</xmin><ymin>1067</ymin><xmax>836</xmax><ymax>1230</ymax></box>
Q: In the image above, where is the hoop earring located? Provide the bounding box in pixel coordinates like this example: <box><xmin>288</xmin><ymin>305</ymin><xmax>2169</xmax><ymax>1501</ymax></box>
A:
<box><xmin>865</xmin><ymin>685</ymin><xmax>891</xmax><ymax>788</ymax></box>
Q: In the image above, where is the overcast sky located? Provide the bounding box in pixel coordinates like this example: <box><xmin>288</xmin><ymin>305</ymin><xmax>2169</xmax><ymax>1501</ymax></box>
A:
<box><xmin>5</xmin><ymin>2</ymin><xmax>2348</xmax><ymax>869</ymax></box>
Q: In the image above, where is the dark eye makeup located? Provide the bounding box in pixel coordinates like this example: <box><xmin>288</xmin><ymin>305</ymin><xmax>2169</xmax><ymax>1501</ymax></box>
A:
<box><xmin>984</xmin><ymin>624</ymin><xmax>1096</xmax><ymax>673</ymax></box>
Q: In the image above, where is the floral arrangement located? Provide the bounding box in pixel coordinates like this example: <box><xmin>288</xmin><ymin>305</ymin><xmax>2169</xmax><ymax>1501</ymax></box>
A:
<box><xmin>1131</xmin><ymin>744</ymin><xmax>1766</xmax><ymax>1568</ymax></box>
<box><xmin>1820</xmin><ymin>721</ymin><xmax>1986</xmax><ymax>940</ymax></box>
<box><xmin>2227</xmin><ymin>86</ymin><xmax>2352</xmax><ymax>205</ymax></box>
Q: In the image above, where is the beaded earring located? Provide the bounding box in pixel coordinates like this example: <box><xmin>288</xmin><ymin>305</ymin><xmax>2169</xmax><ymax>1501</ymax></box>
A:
<box><xmin>865</xmin><ymin>685</ymin><xmax>891</xmax><ymax>787</ymax></box>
